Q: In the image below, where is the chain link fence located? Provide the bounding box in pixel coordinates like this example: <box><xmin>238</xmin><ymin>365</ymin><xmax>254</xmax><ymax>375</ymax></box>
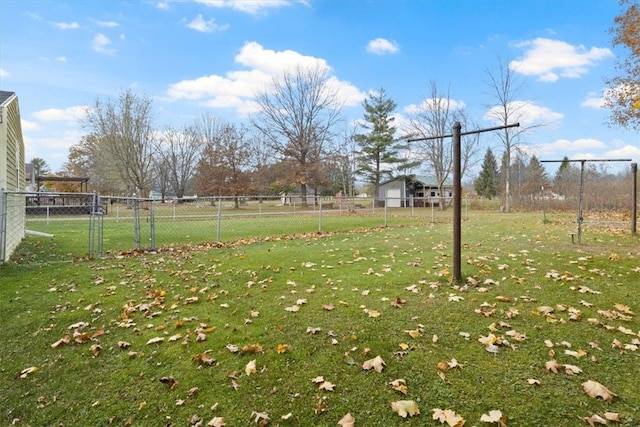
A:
<box><xmin>2</xmin><ymin>191</ymin><xmax>456</xmax><ymax>262</ymax></box>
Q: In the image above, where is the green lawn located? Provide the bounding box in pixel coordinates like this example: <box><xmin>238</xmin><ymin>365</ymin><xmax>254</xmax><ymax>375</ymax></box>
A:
<box><xmin>1</xmin><ymin>212</ymin><xmax>638</xmax><ymax>426</ymax></box>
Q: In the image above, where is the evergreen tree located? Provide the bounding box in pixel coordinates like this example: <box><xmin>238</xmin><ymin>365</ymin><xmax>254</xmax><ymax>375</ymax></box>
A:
<box><xmin>522</xmin><ymin>154</ymin><xmax>548</xmax><ymax>197</ymax></box>
<box><xmin>355</xmin><ymin>88</ymin><xmax>419</xmax><ymax>200</ymax></box>
<box><xmin>474</xmin><ymin>148</ymin><xmax>499</xmax><ymax>199</ymax></box>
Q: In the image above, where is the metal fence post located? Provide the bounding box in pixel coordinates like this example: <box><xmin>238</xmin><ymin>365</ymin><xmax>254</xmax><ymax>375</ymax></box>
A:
<box><xmin>216</xmin><ymin>197</ymin><xmax>222</xmax><ymax>242</ymax></box>
<box><xmin>384</xmin><ymin>196</ymin><xmax>388</xmax><ymax>227</ymax></box>
<box><xmin>150</xmin><ymin>199</ymin><xmax>156</xmax><ymax>251</ymax></box>
<box><xmin>88</xmin><ymin>191</ymin><xmax>96</xmax><ymax>257</ymax></box>
<box><xmin>97</xmin><ymin>195</ymin><xmax>103</xmax><ymax>258</ymax></box>
<box><xmin>133</xmin><ymin>196</ymin><xmax>140</xmax><ymax>249</ymax></box>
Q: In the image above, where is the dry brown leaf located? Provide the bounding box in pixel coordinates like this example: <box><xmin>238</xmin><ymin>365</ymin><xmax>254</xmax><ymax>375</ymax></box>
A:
<box><xmin>250</xmin><ymin>411</ymin><xmax>270</xmax><ymax>426</ymax></box>
<box><xmin>480</xmin><ymin>409</ymin><xmax>506</xmax><ymax>425</ymax></box>
<box><xmin>389</xmin><ymin>378</ymin><xmax>408</xmax><ymax>394</ymax></box>
<box><xmin>276</xmin><ymin>343</ymin><xmax>291</xmax><ymax>354</ymax></box>
<box><xmin>159</xmin><ymin>376</ymin><xmax>178</xmax><ymax>390</ymax></box>
<box><xmin>432</xmin><ymin>408</ymin><xmax>465</xmax><ymax>426</ymax></box>
<box><xmin>337</xmin><ymin>412</ymin><xmax>355</xmax><ymax>427</ymax></box>
<box><xmin>16</xmin><ymin>366</ymin><xmax>38</xmax><ymax>379</ymax></box>
<box><xmin>362</xmin><ymin>355</ymin><xmax>385</xmax><ymax>373</ymax></box>
<box><xmin>245</xmin><ymin>359</ymin><xmax>257</xmax><ymax>376</ymax></box>
<box><xmin>582</xmin><ymin>380</ymin><xmax>616</xmax><ymax>403</ymax></box>
<box><xmin>207</xmin><ymin>417</ymin><xmax>226</xmax><ymax>427</ymax></box>
<box><xmin>582</xmin><ymin>414</ymin><xmax>608</xmax><ymax>426</ymax></box>
<box><xmin>391</xmin><ymin>400</ymin><xmax>420</xmax><ymax>418</ymax></box>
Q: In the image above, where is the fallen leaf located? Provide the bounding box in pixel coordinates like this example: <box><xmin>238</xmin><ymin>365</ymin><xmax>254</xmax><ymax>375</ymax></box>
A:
<box><xmin>276</xmin><ymin>343</ymin><xmax>291</xmax><ymax>354</ymax></box>
<box><xmin>337</xmin><ymin>412</ymin><xmax>355</xmax><ymax>427</ymax></box>
<box><xmin>480</xmin><ymin>409</ymin><xmax>506</xmax><ymax>425</ymax></box>
<box><xmin>245</xmin><ymin>360</ymin><xmax>257</xmax><ymax>376</ymax></box>
<box><xmin>389</xmin><ymin>378</ymin><xmax>408</xmax><ymax>394</ymax></box>
<box><xmin>582</xmin><ymin>414</ymin><xmax>608</xmax><ymax>426</ymax></box>
<box><xmin>207</xmin><ymin>416</ymin><xmax>226</xmax><ymax>427</ymax></box>
<box><xmin>432</xmin><ymin>408</ymin><xmax>465</xmax><ymax>426</ymax></box>
<box><xmin>391</xmin><ymin>400</ymin><xmax>420</xmax><ymax>418</ymax></box>
<box><xmin>17</xmin><ymin>366</ymin><xmax>38</xmax><ymax>379</ymax></box>
<box><xmin>362</xmin><ymin>355</ymin><xmax>386</xmax><ymax>373</ymax></box>
<box><xmin>582</xmin><ymin>380</ymin><xmax>616</xmax><ymax>403</ymax></box>
<box><xmin>146</xmin><ymin>337</ymin><xmax>164</xmax><ymax>345</ymax></box>
<box><xmin>250</xmin><ymin>410</ymin><xmax>270</xmax><ymax>426</ymax></box>
<box><xmin>159</xmin><ymin>376</ymin><xmax>178</xmax><ymax>390</ymax></box>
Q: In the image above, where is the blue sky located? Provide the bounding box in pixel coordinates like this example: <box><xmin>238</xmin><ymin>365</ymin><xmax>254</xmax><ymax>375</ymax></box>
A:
<box><xmin>1</xmin><ymin>0</ymin><xmax>638</xmax><ymax>176</ymax></box>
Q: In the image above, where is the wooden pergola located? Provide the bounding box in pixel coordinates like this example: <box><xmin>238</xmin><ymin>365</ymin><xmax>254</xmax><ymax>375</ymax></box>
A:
<box><xmin>36</xmin><ymin>176</ymin><xmax>90</xmax><ymax>192</ymax></box>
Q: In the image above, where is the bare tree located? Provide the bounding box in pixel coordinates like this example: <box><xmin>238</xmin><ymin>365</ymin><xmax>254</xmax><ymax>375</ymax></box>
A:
<box><xmin>404</xmin><ymin>82</ymin><xmax>477</xmax><ymax>209</ymax></box>
<box><xmin>252</xmin><ymin>66</ymin><xmax>344</xmax><ymax>205</ymax></box>
<box><xmin>157</xmin><ymin>124</ymin><xmax>203</xmax><ymax>200</ymax></box>
<box><xmin>193</xmin><ymin>117</ymin><xmax>255</xmax><ymax>206</ymax></box>
<box><xmin>64</xmin><ymin>134</ymin><xmax>125</xmax><ymax>195</ymax></box>
<box><xmin>484</xmin><ymin>58</ymin><xmax>538</xmax><ymax>212</ymax></box>
<box><xmin>83</xmin><ymin>90</ymin><xmax>157</xmax><ymax>196</ymax></box>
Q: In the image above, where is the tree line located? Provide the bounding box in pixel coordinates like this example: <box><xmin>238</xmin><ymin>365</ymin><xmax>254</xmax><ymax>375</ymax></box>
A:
<box><xmin>38</xmin><ymin>1</ymin><xmax>639</xmax><ymax>210</ymax></box>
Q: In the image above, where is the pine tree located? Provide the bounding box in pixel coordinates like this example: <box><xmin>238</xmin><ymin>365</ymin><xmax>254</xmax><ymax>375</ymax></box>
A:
<box><xmin>355</xmin><ymin>88</ymin><xmax>419</xmax><ymax>200</ymax></box>
<box><xmin>474</xmin><ymin>148</ymin><xmax>499</xmax><ymax>199</ymax></box>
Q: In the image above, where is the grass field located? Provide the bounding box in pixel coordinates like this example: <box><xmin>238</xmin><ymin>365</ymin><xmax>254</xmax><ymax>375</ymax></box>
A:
<box><xmin>1</xmin><ymin>211</ymin><xmax>639</xmax><ymax>426</ymax></box>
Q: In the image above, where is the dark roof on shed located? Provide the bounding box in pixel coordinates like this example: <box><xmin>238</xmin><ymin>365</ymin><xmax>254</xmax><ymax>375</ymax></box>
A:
<box><xmin>0</xmin><ymin>90</ymin><xmax>16</xmax><ymax>106</ymax></box>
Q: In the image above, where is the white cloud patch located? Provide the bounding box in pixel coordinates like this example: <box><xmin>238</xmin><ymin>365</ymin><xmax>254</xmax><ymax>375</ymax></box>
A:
<box><xmin>484</xmin><ymin>101</ymin><xmax>564</xmax><ymax>128</ymax></box>
<box><xmin>510</xmin><ymin>38</ymin><xmax>613</xmax><ymax>82</ymax></box>
<box><xmin>195</xmin><ymin>0</ymin><xmax>307</xmax><ymax>14</ymax></box>
<box><xmin>403</xmin><ymin>98</ymin><xmax>467</xmax><ymax>115</ymax></box>
<box><xmin>21</xmin><ymin>119</ymin><xmax>39</xmax><ymax>132</ymax></box>
<box><xmin>366</xmin><ymin>38</ymin><xmax>400</xmax><ymax>55</ymax></box>
<box><xmin>52</xmin><ymin>21</ymin><xmax>80</xmax><ymax>30</ymax></box>
<box><xmin>56</xmin><ymin>56</ymin><xmax>67</xmax><ymax>62</ymax></box>
<box><xmin>187</xmin><ymin>14</ymin><xmax>229</xmax><ymax>32</ymax></box>
<box><xmin>0</xmin><ymin>68</ymin><xmax>9</xmax><ymax>77</ymax></box>
<box><xmin>167</xmin><ymin>41</ymin><xmax>365</xmax><ymax>115</ymax></box>
<box><xmin>93</xmin><ymin>19</ymin><xmax>119</xmax><ymax>28</ymax></box>
<box><xmin>92</xmin><ymin>33</ymin><xmax>115</xmax><ymax>54</ymax></box>
<box><xmin>581</xmin><ymin>94</ymin><xmax>605</xmax><ymax>108</ymax></box>
<box><xmin>33</xmin><ymin>106</ymin><xmax>87</xmax><ymax>122</ymax></box>
<box><xmin>605</xmin><ymin>144</ymin><xmax>640</xmax><ymax>161</ymax></box>
<box><xmin>536</xmin><ymin>138</ymin><xmax>606</xmax><ymax>155</ymax></box>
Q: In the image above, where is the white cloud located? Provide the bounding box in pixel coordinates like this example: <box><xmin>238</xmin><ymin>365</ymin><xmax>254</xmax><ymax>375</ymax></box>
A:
<box><xmin>93</xmin><ymin>19</ymin><xmax>119</xmax><ymax>28</ymax></box>
<box><xmin>92</xmin><ymin>33</ymin><xmax>115</xmax><ymax>54</ymax></box>
<box><xmin>52</xmin><ymin>21</ymin><xmax>80</xmax><ymax>30</ymax></box>
<box><xmin>605</xmin><ymin>144</ymin><xmax>640</xmax><ymax>161</ymax></box>
<box><xmin>187</xmin><ymin>14</ymin><xmax>229</xmax><ymax>32</ymax></box>
<box><xmin>581</xmin><ymin>94</ymin><xmax>605</xmax><ymax>108</ymax></box>
<box><xmin>0</xmin><ymin>68</ymin><xmax>9</xmax><ymax>77</ymax></box>
<box><xmin>366</xmin><ymin>38</ymin><xmax>400</xmax><ymax>55</ymax></box>
<box><xmin>56</xmin><ymin>56</ymin><xmax>67</xmax><ymax>62</ymax></box>
<box><xmin>484</xmin><ymin>101</ymin><xmax>563</xmax><ymax>128</ymax></box>
<box><xmin>167</xmin><ymin>41</ymin><xmax>365</xmax><ymax>114</ymax></box>
<box><xmin>510</xmin><ymin>38</ymin><xmax>613</xmax><ymax>82</ymax></box>
<box><xmin>404</xmin><ymin>98</ymin><xmax>467</xmax><ymax>115</ymax></box>
<box><xmin>535</xmin><ymin>138</ymin><xmax>606</xmax><ymax>156</ymax></box>
<box><xmin>33</xmin><ymin>106</ymin><xmax>87</xmax><ymax>122</ymax></box>
<box><xmin>195</xmin><ymin>0</ymin><xmax>307</xmax><ymax>14</ymax></box>
<box><xmin>21</xmin><ymin>119</ymin><xmax>39</xmax><ymax>131</ymax></box>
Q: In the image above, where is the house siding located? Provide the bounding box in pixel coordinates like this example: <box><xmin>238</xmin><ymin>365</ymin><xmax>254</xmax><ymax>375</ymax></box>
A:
<box><xmin>0</xmin><ymin>91</ymin><xmax>26</xmax><ymax>263</ymax></box>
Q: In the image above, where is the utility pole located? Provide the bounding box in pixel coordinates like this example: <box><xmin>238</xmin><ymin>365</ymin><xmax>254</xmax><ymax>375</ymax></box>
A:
<box><xmin>409</xmin><ymin>122</ymin><xmax>519</xmax><ymax>283</ymax></box>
